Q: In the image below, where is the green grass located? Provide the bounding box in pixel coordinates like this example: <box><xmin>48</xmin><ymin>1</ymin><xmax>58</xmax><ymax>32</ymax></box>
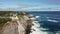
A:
<box><xmin>0</xmin><ymin>11</ymin><xmax>29</xmax><ymax>26</ymax></box>
<box><xmin>0</xmin><ymin>18</ymin><xmax>12</xmax><ymax>26</ymax></box>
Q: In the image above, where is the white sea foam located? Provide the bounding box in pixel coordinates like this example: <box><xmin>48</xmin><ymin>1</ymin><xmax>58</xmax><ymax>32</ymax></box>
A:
<box><xmin>32</xmin><ymin>21</ymin><xmax>40</xmax><ymax>28</ymax></box>
<box><xmin>46</xmin><ymin>17</ymin><xmax>50</xmax><ymax>18</ymax></box>
<box><xmin>47</xmin><ymin>19</ymin><xmax>59</xmax><ymax>22</ymax></box>
<box><xmin>30</xmin><ymin>15</ymin><xmax>48</xmax><ymax>34</ymax></box>
<box><xmin>30</xmin><ymin>20</ymin><xmax>48</xmax><ymax>34</ymax></box>
<box><xmin>35</xmin><ymin>16</ymin><xmax>40</xmax><ymax>18</ymax></box>
<box><xmin>47</xmin><ymin>17</ymin><xmax>60</xmax><ymax>19</ymax></box>
<box><xmin>30</xmin><ymin>16</ymin><xmax>40</xmax><ymax>20</ymax></box>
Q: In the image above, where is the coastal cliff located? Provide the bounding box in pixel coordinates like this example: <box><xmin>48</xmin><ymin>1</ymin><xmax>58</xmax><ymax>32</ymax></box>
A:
<box><xmin>0</xmin><ymin>11</ymin><xmax>33</xmax><ymax>34</ymax></box>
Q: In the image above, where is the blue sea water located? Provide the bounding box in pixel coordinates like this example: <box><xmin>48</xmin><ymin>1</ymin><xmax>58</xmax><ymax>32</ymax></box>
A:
<box><xmin>27</xmin><ymin>11</ymin><xmax>60</xmax><ymax>34</ymax></box>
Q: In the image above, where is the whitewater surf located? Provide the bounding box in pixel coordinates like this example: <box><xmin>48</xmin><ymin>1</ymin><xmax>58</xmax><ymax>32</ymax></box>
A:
<box><xmin>30</xmin><ymin>16</ymin><xmax>48</xmax><ymax>34</ymax></box>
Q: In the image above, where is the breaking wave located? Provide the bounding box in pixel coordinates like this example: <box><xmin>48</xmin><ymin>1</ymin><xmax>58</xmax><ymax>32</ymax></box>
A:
<box><xmin>47</xmin><ymin>19</ymin><xmax>59</xmax><ymax>23</ymax></box>
<box><xmin>30</xmin><ymin>16</ymin><xmax>48</xmax><ymax>34</ymax></box>
<box><xmin>28</xmin><ymin>11</ymin><xmax>60</xmax><ymax>34</ymax></box>
<box><xmin>46</xmin><ymin>17</ymin><xmax>60</xmax><ymax>22</ymax></box>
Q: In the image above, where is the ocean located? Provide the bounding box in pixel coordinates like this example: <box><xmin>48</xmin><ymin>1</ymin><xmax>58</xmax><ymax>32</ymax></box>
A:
<box><xmin>27</xmin><ymin>11</ymin><xmax>60</xmax><ymax>34</ymax></box>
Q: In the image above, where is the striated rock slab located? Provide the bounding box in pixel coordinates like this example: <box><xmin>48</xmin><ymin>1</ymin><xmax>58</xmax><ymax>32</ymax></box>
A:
<box><xmin>0</xmin><ymin>12</ymin><xmax>33</xmax><ymax>34</ymax></box>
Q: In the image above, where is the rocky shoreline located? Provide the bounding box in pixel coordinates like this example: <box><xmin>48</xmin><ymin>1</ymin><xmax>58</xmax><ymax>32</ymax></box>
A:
<box><xmin>0</xmin><ymin>11</ymin><xmax>35</xmax><ymax>34</ymax></box>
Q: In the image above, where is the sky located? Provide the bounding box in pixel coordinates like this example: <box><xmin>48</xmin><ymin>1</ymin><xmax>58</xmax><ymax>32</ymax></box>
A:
<box><xmin>0</xmin><ymin>0</ymin><xmax>60</xmax><ymax>11</ymax></box>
